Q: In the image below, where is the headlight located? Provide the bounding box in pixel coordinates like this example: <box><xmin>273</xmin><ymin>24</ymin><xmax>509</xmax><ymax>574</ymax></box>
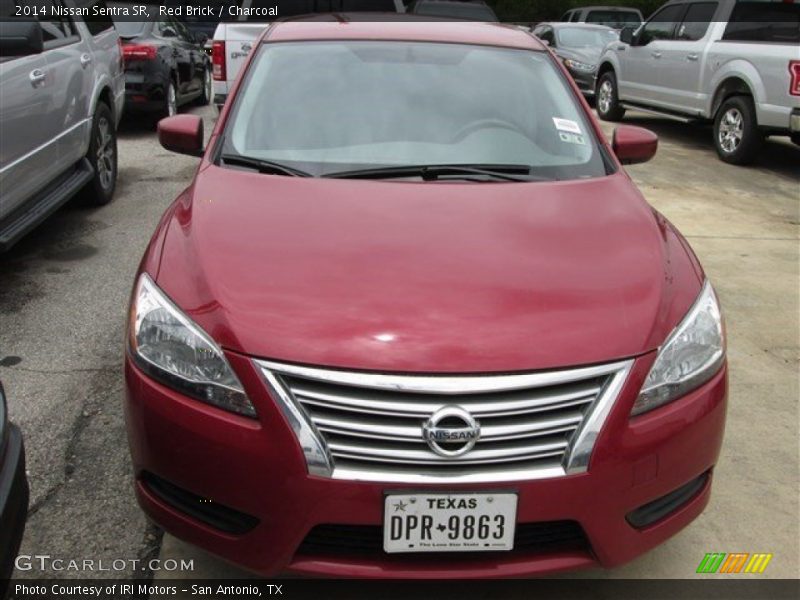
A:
<box><xmin>129</xmin><ymin>274</ymin><xmax>256</xmax><ymax>418</ymax></box>
<box><xmin>564</xmin><ymin>59</ymin><xmax>597</xmax><ymax>73</ymax></box>
<box><xmin>632</xmin><ymin>281</ymin><xmax>725</xmax><ymax>416</ymax></box>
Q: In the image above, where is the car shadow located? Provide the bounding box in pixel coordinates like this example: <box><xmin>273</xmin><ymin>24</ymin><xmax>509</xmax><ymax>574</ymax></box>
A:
<box><xmin>616</xmin><ymin>113</ymin><xmax>800</xmax><ymax>181</ymax></box>
<box><xmin>117</xmin><ymin>114</ymin><xmax>159</xmax><ymax>139</ymax></box>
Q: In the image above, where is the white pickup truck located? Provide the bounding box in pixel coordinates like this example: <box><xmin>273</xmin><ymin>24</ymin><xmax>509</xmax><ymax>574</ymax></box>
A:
<box><xmin>211</xmin><ymin>0</ymin><xmax>405</xmax><ymax>108</ymax></box>
<box><xmin>595</xmin><ymin>0</ymin><xmax>800</xmax><ymax>164</ymax></box>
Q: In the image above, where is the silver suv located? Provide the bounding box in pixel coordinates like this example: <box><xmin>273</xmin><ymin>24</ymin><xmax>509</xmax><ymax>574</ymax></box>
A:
<box><xmin>0</xmin><ymin>0</ymin><xmax>125</xmax><ymax>251</ymax></box>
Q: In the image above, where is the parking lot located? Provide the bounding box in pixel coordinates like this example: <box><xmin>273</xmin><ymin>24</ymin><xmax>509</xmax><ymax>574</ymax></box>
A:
<box><xmin>1</xmin><ymin>103</ymin><xmax>798</xmax><ymax>582</ymax></box>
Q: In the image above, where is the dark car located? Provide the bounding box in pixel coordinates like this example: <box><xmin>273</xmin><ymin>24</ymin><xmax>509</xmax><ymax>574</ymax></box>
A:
<box><xmin>0</xmin><ymin>383</ymin><xmax>28</xmax><ymax>593</ymax></box>
<box><xmin>533</xmin><ymin>23</ymin><xmax>618</xmax><ymax>96</ymax></box>
<box><xmin>111</xmin><ymin>4</ymin><xmax>212</xmax><ymax>119</ymax></box>
<box><xmin>409</xmin><ymin>0</ymin><xmax>498</xmax><ymax>21</ymax></box>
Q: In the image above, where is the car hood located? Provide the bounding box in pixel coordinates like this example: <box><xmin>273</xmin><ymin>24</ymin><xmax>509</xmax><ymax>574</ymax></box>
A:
<box><xmin>156</xmin><ymin>166</ymin><xmax>701</xmax><ymax>373</ymax></box>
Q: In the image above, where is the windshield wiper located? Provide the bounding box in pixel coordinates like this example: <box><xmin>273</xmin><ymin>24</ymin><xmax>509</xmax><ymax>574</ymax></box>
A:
<box><xmin>220</xmin><ymin>153</ymin><xmax>312</xmax><ymax>178</ymax></box>
<box><xmin>323</xmin><ymin>164</ymin><xmax>549</xmax><ymax>182</ymax></box>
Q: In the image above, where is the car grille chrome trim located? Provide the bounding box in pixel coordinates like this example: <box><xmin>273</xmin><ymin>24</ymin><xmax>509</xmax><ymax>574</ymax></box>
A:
<box><xmin>256</xmin><ymin>359</ymin><xmax>633</xmax><ymax>483</ymax></box>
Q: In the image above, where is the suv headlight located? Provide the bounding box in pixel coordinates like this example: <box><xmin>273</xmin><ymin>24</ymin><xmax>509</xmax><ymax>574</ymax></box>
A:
<box><xmin>632</xmin><ymin>281</ymin><xmax>725</xmax><ymax>416</ymax></box>
<box><xmin>129</xmin><ymin>274</ymin><xmax>256</xmax><ymax>418</ymax></box>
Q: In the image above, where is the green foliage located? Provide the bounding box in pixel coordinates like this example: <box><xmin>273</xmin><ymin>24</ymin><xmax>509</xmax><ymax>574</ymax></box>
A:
<box><xmin>487</xmin><ymin>0</ymin><xmax>664</xmax><ymax>22</ymax></box>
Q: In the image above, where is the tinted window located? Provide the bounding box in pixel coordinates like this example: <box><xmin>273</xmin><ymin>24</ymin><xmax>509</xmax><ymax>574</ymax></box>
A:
<box><xmin>639</xmin><ymin>4</ymin><xmax>686</xmax><ymax>44</ymax></box>
<box><xmin>78</xmin><ymin>0</ymin><xmax>114</xmax><ymax>36</ymax></box>
<box><xmin>560</xmin><ymin>11</ymin><xmax>571</xmax><ymax>22</ymax></box>
<box><xmin>677</xmin><ymin>2</ymin><xmax>718</xmax><ymax>41</ymax></box>
<box><xmin>225</xmin><ymin>42</ymin><xmax>608</xmax><ymax>180</ymax></box>
<box><xmin>723</xmin><ymin>1</ymin><xmax>800</xmax><ymax>43</ymax></box>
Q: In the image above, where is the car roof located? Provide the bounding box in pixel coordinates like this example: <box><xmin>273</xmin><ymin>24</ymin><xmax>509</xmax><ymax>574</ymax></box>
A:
<box><xmin>265</xmin><ymin>15</ymin><xmax>546</xmax><ymax>51</ymax></box>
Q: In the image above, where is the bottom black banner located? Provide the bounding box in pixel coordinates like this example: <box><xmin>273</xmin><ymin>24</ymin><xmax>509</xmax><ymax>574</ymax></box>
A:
<box><xmin>3</xmin><ymin>579</ymin><xmax>800</xmax><ymax>600</ymax></box>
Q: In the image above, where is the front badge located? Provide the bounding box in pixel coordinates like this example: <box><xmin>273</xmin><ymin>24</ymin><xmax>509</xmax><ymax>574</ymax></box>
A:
<box><xmin>422</xmin><ymin>406</ymin><xmax>481</xmax><ymax>457</ymax></box>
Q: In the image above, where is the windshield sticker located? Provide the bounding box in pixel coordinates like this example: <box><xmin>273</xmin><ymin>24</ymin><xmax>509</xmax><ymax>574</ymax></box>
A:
<box><xmin>553</xmin><ymin>118</ymin><xmax>582</xmax><ymax>134</ymax></box>
<box><xmin>559</xmin><ymin>132</ymin><xmax>587</xmax><ymax>146</ymax></box>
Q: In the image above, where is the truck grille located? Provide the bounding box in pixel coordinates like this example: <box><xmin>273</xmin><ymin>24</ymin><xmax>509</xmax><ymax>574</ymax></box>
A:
<box><xmin>257</xmin><ymin>359</ymin><xmax>632</xmax><ymax>483</ymax></box>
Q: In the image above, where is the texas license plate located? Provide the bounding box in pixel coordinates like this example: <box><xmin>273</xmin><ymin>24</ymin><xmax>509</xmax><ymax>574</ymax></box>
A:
<box><xmin>383</xmin><ymin>492</ymin><xmax>517</xmax><ymax>553</ymax></box>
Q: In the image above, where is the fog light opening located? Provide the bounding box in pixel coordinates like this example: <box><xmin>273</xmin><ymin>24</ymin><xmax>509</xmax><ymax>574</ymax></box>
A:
<box><xmin>626</xmin><ymin>472</ymin><xmax>710</xmax><ymax>529</ymax></box>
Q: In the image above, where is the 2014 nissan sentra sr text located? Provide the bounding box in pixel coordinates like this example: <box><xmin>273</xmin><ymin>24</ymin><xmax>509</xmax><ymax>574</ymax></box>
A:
<box><xmin>125</xmin><ymin>18</ymin><xmax>727</xmax><ymax>578</ymax></box>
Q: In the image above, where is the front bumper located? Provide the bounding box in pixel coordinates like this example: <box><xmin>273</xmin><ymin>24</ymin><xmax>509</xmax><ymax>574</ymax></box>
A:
<box><xmin>0</xmin><ymin>424</ymin><xmax>29</xmax><ymax>582</ymax></box>
<box><xmin>567</xmin><ymin>69</ymin><xmax>597</xmax><ymax>96</ymax></box>
<box><xmin>125</xmin><ymin>352</ymin><xmax>727</xmax><ymax>578</ymax></box>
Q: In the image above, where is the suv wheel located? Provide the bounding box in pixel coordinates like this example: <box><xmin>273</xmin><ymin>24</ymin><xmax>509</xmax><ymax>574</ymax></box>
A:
<box><xmin>596</xmin><ymin>71</ymin><xmax>625</xmax><ymax>121</ymax></box>
<box><xmin>81</xmin><ymin>102</ymin><xmax>117</xmax><ymax>206</ymax></box>
<box><xmin>714</xmin><ymin>96</ymin><xmax>761</xmax><ymax>165</ymax></box>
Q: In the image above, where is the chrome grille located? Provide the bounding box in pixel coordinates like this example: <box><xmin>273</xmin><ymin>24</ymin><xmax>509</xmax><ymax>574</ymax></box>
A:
<box><xmin>257</xmin><ymin>359</ymin><xmax>632</xmax><ymax>483</ymax></box>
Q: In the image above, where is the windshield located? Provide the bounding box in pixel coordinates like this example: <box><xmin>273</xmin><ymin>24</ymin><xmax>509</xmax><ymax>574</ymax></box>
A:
<box><xmin>557</xmin><ymin>27</ymin><xmax>618</xmax><ymax>48</ymax></box>
<box><xmin>223</xmin><ymin>41</ymin><xmax>608</xmax><ymax>180</ymax></box>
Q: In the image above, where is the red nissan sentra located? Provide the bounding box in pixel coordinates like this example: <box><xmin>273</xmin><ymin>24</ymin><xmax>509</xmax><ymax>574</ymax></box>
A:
<box><xmin>125</xmin><ymin>17</ymin><xmax>727</xmax><ymax>578</ymax></box>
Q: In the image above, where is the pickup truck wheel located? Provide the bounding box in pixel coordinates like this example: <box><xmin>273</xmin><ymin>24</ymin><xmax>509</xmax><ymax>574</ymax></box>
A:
<box><xmin>596</xmin><ymin>72</ymin><xmax>625</xmax><ymax>121</ymax></box>
<box><xmin>81</xmin><ymin>102</ymin><xmax>117</xmax><ymax>206</ymax></box>
<box><xmin>714</xmin><ymin>96</ymin><xmax>761</xmax><ymax>165</ymax></box>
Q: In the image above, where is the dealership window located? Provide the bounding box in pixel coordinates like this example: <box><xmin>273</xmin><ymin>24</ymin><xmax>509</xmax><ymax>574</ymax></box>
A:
<box><xmin>677</xmin><ymin>3</ymin><xmax>719</xmax><ymax>41</ymax></box>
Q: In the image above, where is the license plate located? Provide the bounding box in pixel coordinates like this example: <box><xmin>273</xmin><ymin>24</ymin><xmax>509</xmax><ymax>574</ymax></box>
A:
<box><xmin>383</xmin><ymin>492</ymin><xmax>517</xmax><ymax>553</ymax></box>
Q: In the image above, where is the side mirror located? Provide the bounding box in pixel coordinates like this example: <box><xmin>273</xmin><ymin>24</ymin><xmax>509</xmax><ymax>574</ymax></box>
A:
<box><xmin>612</xmin><ymin>125</ymin><xmax>658</xmax><ymax>165</ymax></box>
<box><xmin>161</xmin><ymin>27</ymin><xmax>177</xmax><ymax>38</ymax></box>
<box><xmin>619</xmin><ymin>26</ymin><xmax>635</xmax><ymax>45</ymax></box>
<box><xmin>0</xmin><ymin>21</ymin><xmax>43</xmax><ymax>58</ymax></box>
<box><xmin>158</xmin><ymin>115</ymin><xmax>204</xmax><ymax>157</ymax></box>
<box><xmin>540</xmin><ymin>38</ymin><xmax>550</xmax><ymax>47</ymax></box>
